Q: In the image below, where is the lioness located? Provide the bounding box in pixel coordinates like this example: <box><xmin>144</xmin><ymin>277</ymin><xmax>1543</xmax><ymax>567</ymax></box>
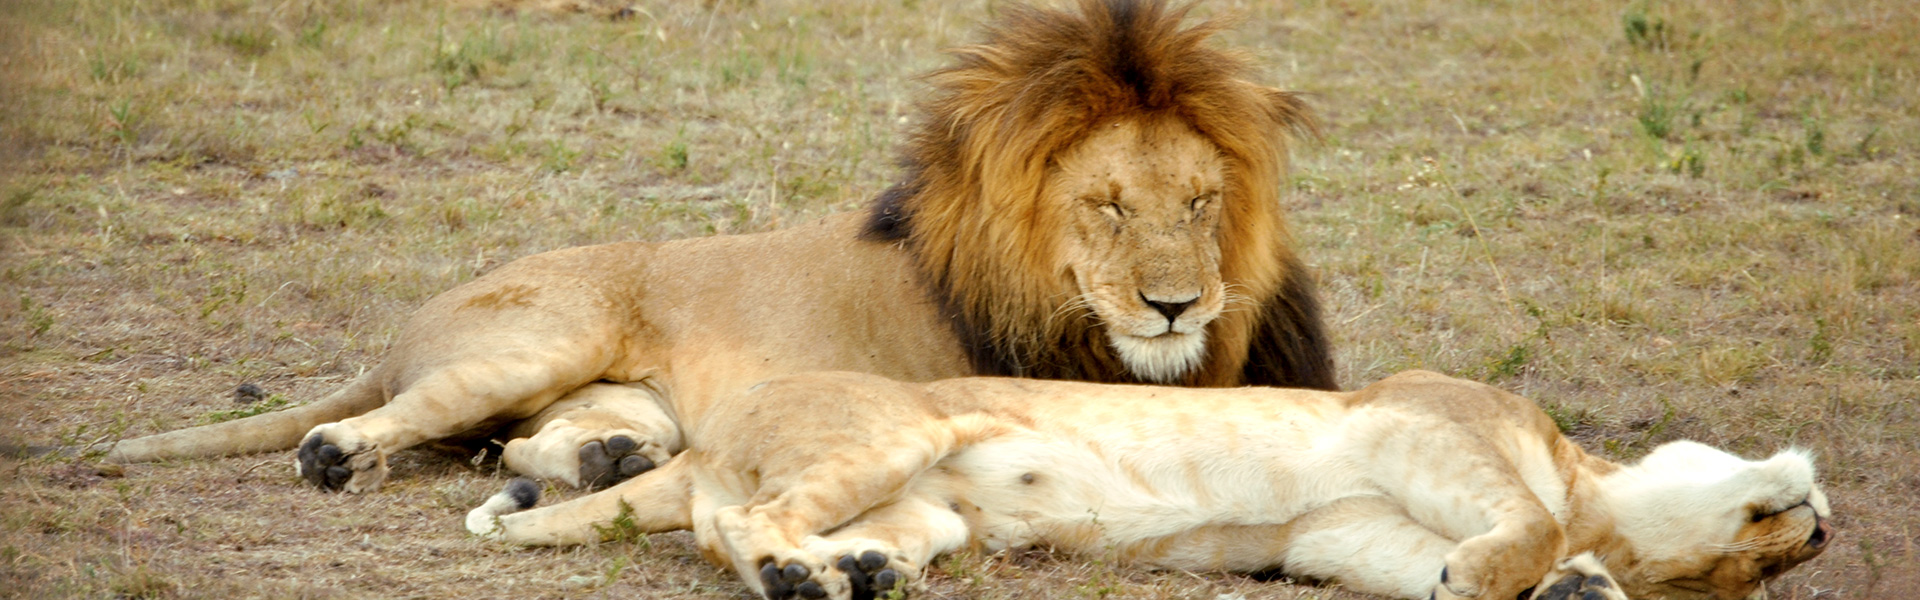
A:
<box><xmin>469</xmin><ymin>370</ymin><xmax>1831</xmax><ymax>600</ymax></box>
<box><xmin>76</xmin><ymin>0</ymin><xmax>1335</xmax><ymax>493</ymax></box>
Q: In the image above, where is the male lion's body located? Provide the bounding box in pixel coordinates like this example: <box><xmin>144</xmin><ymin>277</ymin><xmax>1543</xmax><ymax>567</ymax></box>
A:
<box><xmin>104</xmin><ymin>215</ymin><xmax>966</xmax><ymax>471</ymax></box>
<box><xmin>472</xmin><ymin>371</ymin><xmax>1830</xmax><ymax>600</ymax></box>
<box><xmin>87</xmin><ymin>0</ymin><xmax>1336</xmax><ymax>493</ymax></box>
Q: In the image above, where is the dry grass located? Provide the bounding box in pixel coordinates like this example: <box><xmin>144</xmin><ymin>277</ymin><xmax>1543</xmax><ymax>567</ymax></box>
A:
<box><xmin>2</xmin><ymin>0</ymin><xmax>1916</xmax><ymax>598</ymax></box>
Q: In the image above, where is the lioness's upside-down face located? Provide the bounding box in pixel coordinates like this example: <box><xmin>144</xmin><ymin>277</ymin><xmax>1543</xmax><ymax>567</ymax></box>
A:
<box><xmin>1051</xmin><ymin>117</ymin><xmax>1229</xmax><ymax>382</ymax></box>
<box><xmin>1614</xmin><ymin>442</ymin><xmax>1832</xmax><ymax>599</ymax></box>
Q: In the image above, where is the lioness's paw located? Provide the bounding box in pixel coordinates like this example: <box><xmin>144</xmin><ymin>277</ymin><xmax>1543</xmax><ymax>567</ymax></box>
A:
<box><xmin>759</xmin><ymin>559</ymin><xmax>834</xmax><ymax>600</ymax></box>
<box><xmin>1431</xmin><ymin>561</ymin><xmax>1490</xmax><ymax>600</ymax></box>
<box><xmin>835</xmin><ymin>550</ymin><xmax>907</xmax><ymax>600</ymax></box>
<box><xmin>1528</xmin><ymin>554</ymin><xmax>1627</xmax><ymax>600</ymax></box>
<box><xmin>294</xmin><ymin>424</ymin><xmax>387</xmax><ymax>493</ymax></box>
<box><xmin>578</xmin><ymin>435</ymin><xmax>658</xmax><ymax>489</ymax></box>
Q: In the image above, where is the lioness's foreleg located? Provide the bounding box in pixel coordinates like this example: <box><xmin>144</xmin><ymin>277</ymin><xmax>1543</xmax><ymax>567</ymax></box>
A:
<box><xmin>1361</xmin><ymin>425</ymin><xmax>1565</xmax><ymax>600</ymax></box>
<box><xmin>1274</xmin><ymin>499</ymin><xmax>1622</xmax><ymax>600</ymax></box>
<box><xmin>712</xmin><ymin>428</ymin><xmax>970</xmax><ymax>600</ymax></box>
<box><xmin>1275</xmin><ymin>496</ymin><xmax>1458</xmax><ymax>598</ymax></box>
<box><xmin>298</xmin><ymin>351</ymin><xmax>607</xmax><ymax>493</ymax></box>
<box><xmin>781</xmin><ymin>494</ymin><xmax>969</xmax><ymax>600</ymax></box>
<box><xmin>503</xmin><ymin>382</ymin><xmax>682</xmax><ymax>489</ymax></box>
<box><xmin>466</xmin><ymin>453</ymin><xmax>696</xmax><ymax>546</ymax></box>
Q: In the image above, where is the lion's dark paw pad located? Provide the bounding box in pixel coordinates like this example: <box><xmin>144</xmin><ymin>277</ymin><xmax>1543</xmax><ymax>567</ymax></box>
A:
<box><xmin>297</xmin><ymin>434</ymin><xmax>350</xmax><ymax>492</ymax></box>
<box><xmin>579</xmin><ymin>436</ymin><xmax>656</xmax><ymax>489</ymax></box>
<box><xmin>605</xmin><ymin>435</ymin><xmax>638</xmax><ymax>455</ymax></box>
<box><xmin>617</xmin><ymin>453</ymin><xmax>655</xmax><ymax>477</ymax></box>
<box><xmin>839</xmin><ymin>550</ymin><xmax>903</xmax><ymax>600</ymax></box>
<box><xmin>759</xmin><ymin>561</ymin><xmax>813</xmax><ymax>600</ymax></box>
<box><xmin>578</xmin><ymin>441</ymin><xmax>614</xmax><ymax>488</ymax></box>
<box><xmin>795</xmin><ymin>581</ymin><xmax>827</xmax><ymax>599</ymax></box>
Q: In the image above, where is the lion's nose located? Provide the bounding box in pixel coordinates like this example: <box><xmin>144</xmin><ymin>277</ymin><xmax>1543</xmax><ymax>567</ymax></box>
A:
<box><xmin>1141</xmin><ymin>293</ymin><xmax>1197</xmax><ymax>324</ymax></box>
<box><xmin>1809</xmin><ymin>517</ymin><xmax>1831</xmax><ymax>549</ymax></box>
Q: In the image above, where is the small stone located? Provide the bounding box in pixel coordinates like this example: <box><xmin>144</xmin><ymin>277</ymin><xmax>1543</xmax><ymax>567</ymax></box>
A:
<box><xmin>234</xmin><ymin>383</ymin><xmax>266</xmax><ymax>404</ymax></box>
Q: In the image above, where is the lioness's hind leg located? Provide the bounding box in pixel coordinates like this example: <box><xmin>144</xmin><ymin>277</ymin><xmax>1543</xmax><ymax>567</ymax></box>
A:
<box><xmin>503</xmin><ymin>382</ymin><xmax>682</xmax><ymax>489</ymax></box>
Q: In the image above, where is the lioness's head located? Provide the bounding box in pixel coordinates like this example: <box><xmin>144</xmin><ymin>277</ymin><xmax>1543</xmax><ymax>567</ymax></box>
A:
<box><xmin>866</xmin><ymin>0</ymin><xmax>1330</xmax><ymax>387</ymax></box>
<box><xmin>1604</xmin><ymin>441</ymin><xmax>1831</xmax><ymax>599</ymax></box>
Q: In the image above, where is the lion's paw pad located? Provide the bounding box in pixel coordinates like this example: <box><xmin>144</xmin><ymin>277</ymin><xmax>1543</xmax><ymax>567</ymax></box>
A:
<box><xmin>297</xmin><ymin>434</ymin><xmax>354</xmax><ymax>491</ymax></box>
<box><xmin>837</xmin><ymin>550</ymin><xmax>904</xmax><ymax>600</ymax></box>
<box><xmin>578</xmin><ymin>435</ymin><xmax>656</xmax><ymax>489</ymax></box>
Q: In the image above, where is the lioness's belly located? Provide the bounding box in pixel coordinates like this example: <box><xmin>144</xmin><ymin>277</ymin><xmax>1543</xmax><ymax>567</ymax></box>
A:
<box><xmin>919</xmin><ymin>427</ymin><xmax>1379</xmax><ymax>553</ymax></box>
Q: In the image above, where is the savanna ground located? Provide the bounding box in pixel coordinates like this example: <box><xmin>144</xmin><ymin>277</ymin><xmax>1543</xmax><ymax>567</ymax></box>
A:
<box><xmin>1</xmin><ymin>0</ymin><xmax>1915</xmax><ymax>598</ymax></box>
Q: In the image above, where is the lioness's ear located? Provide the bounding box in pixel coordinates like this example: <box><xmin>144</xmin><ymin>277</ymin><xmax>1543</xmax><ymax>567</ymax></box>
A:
<box><xmin>1258</xmin><ymin>85</ymin><xmax>1320</xmax><ymax>143</ymax></box>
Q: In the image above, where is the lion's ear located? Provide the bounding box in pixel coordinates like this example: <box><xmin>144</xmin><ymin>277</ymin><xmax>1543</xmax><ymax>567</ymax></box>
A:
<box><xmin>1258</xmin><ymin>86</ymin><xmax>1320</xmax><ymax>143</ymax></box>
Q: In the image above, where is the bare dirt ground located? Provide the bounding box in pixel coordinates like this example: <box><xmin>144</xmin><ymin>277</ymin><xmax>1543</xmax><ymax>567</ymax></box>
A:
<box><xmin>2</xmin><ymin>0</ymin><xmax>1915</xmax><ymax>598</ymax></box>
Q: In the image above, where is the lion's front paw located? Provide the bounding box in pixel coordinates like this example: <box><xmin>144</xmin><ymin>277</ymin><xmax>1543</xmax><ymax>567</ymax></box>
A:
<box><xmin>578</xmin><ymin>435</ymin><xmax>659</xmax><ymax>489</ymax></box>
<box><xmin>294</xmin><ymin>423</ymin><xmax>387</xmax><ymax>493</ymax></box>
<box><xmin>1528</xmin><ymin>553</ymin><xmax>1627</xmax><ymax>600</ymax></box>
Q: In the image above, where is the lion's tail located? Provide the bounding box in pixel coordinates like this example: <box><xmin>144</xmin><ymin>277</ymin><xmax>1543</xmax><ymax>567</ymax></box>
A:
<box><xmin>99</xmin><ymin>373</ymin><xmax>386</xmax><ymax>463</ymax></box>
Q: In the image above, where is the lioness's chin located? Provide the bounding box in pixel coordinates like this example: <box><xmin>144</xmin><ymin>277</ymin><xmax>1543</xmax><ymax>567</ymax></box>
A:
<box><xmin>1109</xmin><ymin>330</ymin><xmax>1208</xmax><ymax>382</ymax></box>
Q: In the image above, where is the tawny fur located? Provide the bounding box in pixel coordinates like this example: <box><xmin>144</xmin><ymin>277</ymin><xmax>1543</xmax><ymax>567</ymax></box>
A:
<box><xmin>77</xmin><ymin>0</ymin><xmax>1333</xmax><ymax>494</ymax></box>
<box><xmin>470</xmin><ymin>371</ymin><xmax>1830</xmax><ymax>600</ymax></box>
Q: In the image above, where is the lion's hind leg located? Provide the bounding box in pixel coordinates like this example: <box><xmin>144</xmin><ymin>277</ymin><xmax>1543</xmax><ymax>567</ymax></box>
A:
<box><xmin>502</xmin><ymin>382</ymin><xmax>682</xmax><ymax>489</ymax></box>
<box><xmin>298</xmin><ymin>346</ymin><xmax>610</xmax><ymax>493</ymax></box>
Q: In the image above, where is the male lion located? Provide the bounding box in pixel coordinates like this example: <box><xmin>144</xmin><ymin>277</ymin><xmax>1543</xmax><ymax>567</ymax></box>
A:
<box><xmin>468</xmin><ymin>371</ymin><xmax>1832</xmax><ymax>600</ymax></box>
<box><xmin>75</xmin><ymin>0</ymin><xmax>1334</xmax><ymax>493</ymax></box>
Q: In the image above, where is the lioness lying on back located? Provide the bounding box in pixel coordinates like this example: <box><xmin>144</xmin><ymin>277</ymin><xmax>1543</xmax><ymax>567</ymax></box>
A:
<box><xmin>469</xmin><ymin>371</ymin><xmax>1830</xmax><ymax>600</ymax></box>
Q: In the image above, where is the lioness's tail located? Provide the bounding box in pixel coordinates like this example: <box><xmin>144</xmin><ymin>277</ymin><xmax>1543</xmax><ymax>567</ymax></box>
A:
<box><xmin>100</xmin><ymin>373</ymin><xmax>385</xmax><ymax>463</ymax></box>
